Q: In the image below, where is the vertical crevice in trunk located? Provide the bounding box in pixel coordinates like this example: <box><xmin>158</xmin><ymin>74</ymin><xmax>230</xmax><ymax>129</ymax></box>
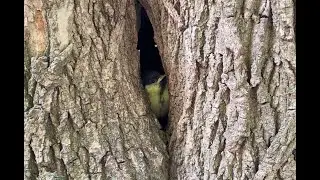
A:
<box><xmin>25</xmin><ymin>0</ymin><xmax>169</xmax><ymax>179</ymax></box>
<box><xmin>28</xmin><ymin>145</ymin><xmax>39</xmax><ymax>179</ymax></box>
<box><xmin>140</xmin><ymin>0</ymin><xmax>295</xmax><ymax>179</ymax></box>
<box><xmin>137</xmin><ymin>1</ymin><xmax>169</xmax><ymax>131</ymax></box>
<box><xmin>24</xmin><ymin>0</ymin><xmax>295</xmax><ymax>179</ymax></box>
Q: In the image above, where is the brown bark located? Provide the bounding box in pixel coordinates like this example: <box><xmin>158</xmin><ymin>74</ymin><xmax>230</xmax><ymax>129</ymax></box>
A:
<box><xmin>24</xmin><ymin>0</ymin><xmax>295</xmax><ymax>179</ymax></box>
<box><xmin>141</xmin><ymin>0</ymin><xmax>295</xmax><ymax>179</ymax></box>
<box><xmin>24</xmin><ymin>0</ymin><xmax>168</xmax><ymax>179</ymax></box>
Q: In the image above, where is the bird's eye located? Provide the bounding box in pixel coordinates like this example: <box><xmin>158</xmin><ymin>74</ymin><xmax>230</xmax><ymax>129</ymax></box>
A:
<box><xmin>145</xmin><ymin>79</ymin><xmax>156</xmax><ymax>85</ymax></box>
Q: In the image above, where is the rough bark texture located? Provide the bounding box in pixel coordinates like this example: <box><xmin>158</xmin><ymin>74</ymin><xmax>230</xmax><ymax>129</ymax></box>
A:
<box><xmin>24</xmin><ymin>0</ymin><xmax>295</xmax><ymax>179</ymax></box>
<box><xmin>24</xmin><ymin>0</ymin><xmax>168</xmax><ymax>179</ymax></box>
<box><xmin>140</xmin><ymin>0</ymin><xmax>295</xmax><ymax>179</ymax></box>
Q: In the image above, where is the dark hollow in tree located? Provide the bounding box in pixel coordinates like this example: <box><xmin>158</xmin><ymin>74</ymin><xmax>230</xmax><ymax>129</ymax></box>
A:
<box><xmin>137</xmin><ymin>4</ymin><xmax>168</xmax><ymax>129</ymax></box>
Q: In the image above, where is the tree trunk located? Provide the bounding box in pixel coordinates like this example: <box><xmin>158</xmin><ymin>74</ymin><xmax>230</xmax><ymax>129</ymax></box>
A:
<box><xmin>140</xmin><ymin>0</ymin><xmax>295</xmax><ymax>179</ymax></box>
<box><xmin>24</xmin><ymin>0</ymin><xmax>168</xmax><ymax>179</ymax></box>
<box><xmin>24</xmin><ymin>0</ymin><xmax>295</xmax><ymax>180</ymax></box>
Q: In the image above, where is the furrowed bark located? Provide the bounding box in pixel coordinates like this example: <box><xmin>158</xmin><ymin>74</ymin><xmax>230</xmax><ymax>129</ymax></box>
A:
<box><xmin>140</xmin><ymin>0</ymin><xmax>295</xmax><ymax>179</ymax></box>
<box><xmin>24</xmin><ymin>0</ymin><xmax>168</xmax><ymax>179</ymax></box>
<box><xmin>24</xmin><ymin>0</ymin><xmax>295</xmax><ymax>179</ymax></box>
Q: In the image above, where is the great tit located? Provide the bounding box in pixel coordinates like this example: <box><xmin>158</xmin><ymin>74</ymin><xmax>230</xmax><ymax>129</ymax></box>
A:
<box><xmin>142</xmin><ymin>71</ymin><xmax>169</xmax><ymax>128</ymax></box>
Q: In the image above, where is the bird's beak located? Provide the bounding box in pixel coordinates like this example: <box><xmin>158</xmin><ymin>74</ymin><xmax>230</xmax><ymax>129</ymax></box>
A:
<box><xmin>158</xmin><ymin>75</ymin><xmax>166</xmax><ymax>83</ymax></box>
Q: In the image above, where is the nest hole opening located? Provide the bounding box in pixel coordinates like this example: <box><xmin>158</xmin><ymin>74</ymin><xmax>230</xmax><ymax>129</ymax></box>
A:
<box><xmin>136</xmin><ymin>2</ymin><xmax>168</xmax><ymax>130</ymax></box>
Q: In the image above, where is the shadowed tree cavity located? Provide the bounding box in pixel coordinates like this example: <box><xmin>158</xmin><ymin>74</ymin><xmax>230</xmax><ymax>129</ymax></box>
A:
<box><xmin>137</xmin><ymin>3</ymin><xmax>168</xmax><ymax>129</ymax></box>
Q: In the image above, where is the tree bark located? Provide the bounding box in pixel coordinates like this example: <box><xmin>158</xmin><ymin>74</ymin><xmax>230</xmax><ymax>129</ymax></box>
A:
<box><xmin>24</xmin><ymin>0</ymin><xmax>168</xmax><ymax>179</ymax></box>
<box><xmin>140</xmin><ymin>0</ymin><xmax>295</xmax><ymax>179</ymax></box>
<box><xmin>24</xmin><ymin>0</ymin><xmax>295</xmax><ymax>179</ymax></box>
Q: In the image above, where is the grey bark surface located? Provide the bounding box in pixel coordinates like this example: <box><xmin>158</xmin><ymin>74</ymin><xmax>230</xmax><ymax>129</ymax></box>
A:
<box><xmin>140</xmin><ymin>0</ymin><xmax>295</xmax><ymax>179</ymax></box>
<box><xmin>24</xmin><ymin>0</ymin><xmax>295</xmax><ymax>179</ymax></box>
<box><xmin>24</xmin><ymin>0</ymin><xmax>168</xmax><ymax>179</ymax></box>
